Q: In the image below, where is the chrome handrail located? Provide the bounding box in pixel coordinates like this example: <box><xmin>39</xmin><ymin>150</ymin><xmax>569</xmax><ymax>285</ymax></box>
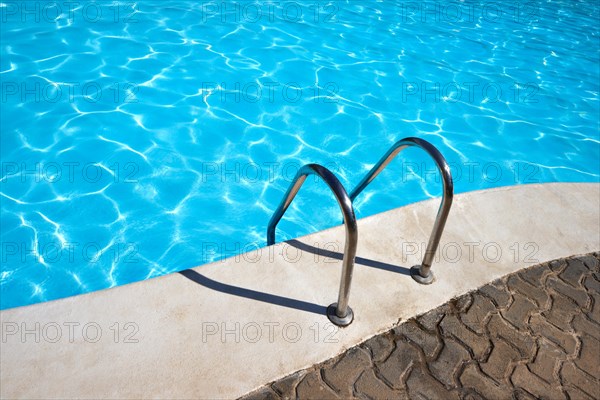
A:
<box><xmin>267</xmin><ymin>164</ymin><xmax>358</xmax><ymax>326</ymax></box>
<box><xmin>349</xmin><ymin>137</ymin><xmax>453</xmax><ymax>284</ymax></box>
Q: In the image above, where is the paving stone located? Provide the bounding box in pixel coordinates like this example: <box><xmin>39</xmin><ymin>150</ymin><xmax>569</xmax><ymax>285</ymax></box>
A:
<box><xmin>513</xmin><ymin>388</ymin><xmax>538</xmax><ymax>400</ymax></box>
<box><xmin>529</xmin><ymin>314</ymin><xmax>578</xmax><ymax>355</ymax></box>
<box><xmin>440</xmin><ymin>314</ymin><xmax>491</xmax><ymax>360</ymax></box>
<box><xmin>362</xmin><ymin>332</ymin><xmax>395</xmax><ymax>363</ymax></box>
<box><xmin>519</xmin><ymin>264</ymin><xmax>552</xmax><ymax>287</ymax></box>
<box><xmin>528</xmin><ymin>339</ymin><xmax>564</xmax><ymax>383</ymax></box>
<box><xmin>480</xmin><ymin>339</ymin><xmax>520</xmax><ymax>383</ymax></box>
<box><xmin>507</xmin><ymin>274</ymin><xmax>550</xmax><ymax>308</ymax></box>
<box><xmin>295</xmin><ymin>371</ymin><xmax>340</xmax><ymax>400</ymax></box>
<box><xmin>322</xmin><ymin>347</ymin><xmax>370</xmax><ymax>397</ymax></box>
<box><xmin>454</xmin><ymin>294</ymin><xmax>473</xmax><ymax>313</ymax></box>
<box><xmin>563</xmin><ymin>385</ymin><xmax>596</xmax><ymax>400</ymax></box>
<box><xmin>416</xmin><ymin>304</ymin><xmax>450</xmax><ymax>332</ymax></box>
<box><xmin>240</xmin><ymin>386</ymin><xmax>281</xmax><ymax>400</ymax></box>
<box><xmin>377</xmin><ymin>340</ymin><xmax>420</xmax><ymax>390</ymax></box>
<box><xmin>561</xmin><ymin>362</ymin><xmax>599</xmax><ymax>399</ymax></box>
<box><xmin>587</xmin><ymin>292</ymin><xmax>600</xmax><ymax>324</ymax></box>
<box><xmin>574</xmin><ymin>334</ymin><xmax>600</xmax><ymax>374</ymax></box>
<box><xmin>511</xmin><ymin>364</ymin><xmax>567</xmax><ymax>400</ymax></box>
<box><xmin>460</xmin><ymin>294</ymin><xmax>497</xmax><ymax>334</ymax></box>
<box><xmin>406</xmin><ymin>366</ymin><xmax>460</xmax><ymax>400</ymax></box>
<box><xmin>394</xmin><ymin>320</ymin><xmax>441</xmax><ymax>360</ymax></box>
<box><xmin>580</xmin><ymin>254</ymin><xmax>600</xmax><ymax>272</ymax></box>
<box><xmin>571</xmin><ymin>313</ymin><xmax>600</xmax><ymax>340</ymax></box>
<box><xmin>549</xmin><ymin>259</ymin><xmax>568</xmax><ymax>273</ymax></box>
<box><xmin>428</xmin><ymin>338</ymin><xmax>470</xmax><ymax>387</ymax></box>
<box><xmin>543</xmin><ymin>293</ymin><xmax>578</xmax><ymax>331</ymax></box>
<box><xmin>547</xmin><ymin>276</ymin><xmax>590</xmax><ymax>308</ymax></box>
<box><xmin>584</xmin><ymin>274</ymin><xmax>600</xmax><ymax>294</ymax></box>
<box><xmin>559</xmin><ymin>258</ymin><xmax>590</xmax><ymax>287</ymax></box>
<box><xmin>487</xmin><ymin>314</ymin><xmax>535</xmax><ymax>359</ymax></box>
<box><xmin>461</xmin><ymin>392</ymin><xmax>485</xmax><ymax>400</ymax></box>
<box><xmin>271</xmin><ymin>371</ymin><xmax>304</xmax><ymax>398</ymax></box>
<box><xmin>460</xmin><ymin>363</ymin><xmax>513</xmax><ymax>400</ymax></box>
<box><xmin>480</xmin><ymin>279</ymin><xmax>512</xmax><ymax>309</ymax></box>
<box><xmin>355</xmin><ymin>369</ymin><xmax>407</xmax><ymax>400</ymax></box>
<box><xmin>502</xmin><ymin>293</ymin><xmax>538</xmax><ymax>330</ymax></box>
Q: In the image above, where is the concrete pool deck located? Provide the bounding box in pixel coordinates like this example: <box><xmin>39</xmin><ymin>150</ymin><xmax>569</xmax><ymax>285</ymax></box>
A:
<box><xmin>1</xmin><ymin>182</ymin><xmax>599</xmax><ymax>399</ymax></box>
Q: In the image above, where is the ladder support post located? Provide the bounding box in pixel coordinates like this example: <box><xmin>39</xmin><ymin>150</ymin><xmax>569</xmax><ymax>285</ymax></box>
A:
<box><xmin>267</xmin><ymin>164</ymin><xmax>358</xmax><ymax>327</ymax></box>
<box><xmin>349</xmin><ymin>137</ymin><xmax>454</xmax><ymax>285</ymax></box>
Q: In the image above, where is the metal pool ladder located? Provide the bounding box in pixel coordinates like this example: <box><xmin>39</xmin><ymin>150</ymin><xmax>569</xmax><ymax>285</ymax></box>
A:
<box><xmin>267</xmin><ymin>137</ymin><xmax>453</xmax><ymax>326</ymax></box>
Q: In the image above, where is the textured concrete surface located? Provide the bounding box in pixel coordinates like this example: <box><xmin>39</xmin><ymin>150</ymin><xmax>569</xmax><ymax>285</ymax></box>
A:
<box><xmin>242</xmin><ymin>253</ymin><xmax>600</xmax><ymax>400</ymax></box>
<box><xmin>1</xmin><ymin>183</ymin><xmax>599</xmax><ymax>399</ymax></box>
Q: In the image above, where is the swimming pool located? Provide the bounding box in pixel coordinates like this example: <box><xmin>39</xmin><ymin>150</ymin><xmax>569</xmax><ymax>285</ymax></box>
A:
<box><xmin>1</xmin><ymin>1</ymin><xmax>599</xmax><ymax>309</ymax></box>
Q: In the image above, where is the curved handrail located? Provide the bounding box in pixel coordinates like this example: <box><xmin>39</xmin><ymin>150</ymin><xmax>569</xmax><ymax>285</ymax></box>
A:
<box><xmin>349</xmin><ymin>137</ymin><xmax>453</xmax><ymax>284</ymax></box>
<box><xmin>267</xmin><ymin>164</ymin><xmax>358</xmax><ymax>326</ymax></box>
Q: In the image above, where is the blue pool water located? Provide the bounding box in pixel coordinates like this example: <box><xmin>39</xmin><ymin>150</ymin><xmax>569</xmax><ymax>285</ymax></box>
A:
<box><xmin>1</xmin><ymin>1</ymin><xmax>599</xmax><ymax>309</ymax></box>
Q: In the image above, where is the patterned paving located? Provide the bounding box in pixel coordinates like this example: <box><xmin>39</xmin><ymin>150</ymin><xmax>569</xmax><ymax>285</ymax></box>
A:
<box><xmin>240</xmin><ymin>253</ymin><xmax>600</xmax><ymax>399</ymax></box>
